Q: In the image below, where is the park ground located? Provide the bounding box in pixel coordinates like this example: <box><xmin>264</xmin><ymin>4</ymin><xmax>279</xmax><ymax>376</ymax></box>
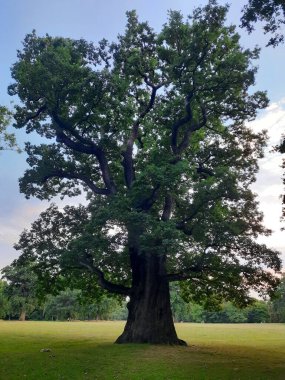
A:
<box><xmin>0</xmin><ymin>321</ymin><xmax>285</xmax><ymax>379</ymax></box>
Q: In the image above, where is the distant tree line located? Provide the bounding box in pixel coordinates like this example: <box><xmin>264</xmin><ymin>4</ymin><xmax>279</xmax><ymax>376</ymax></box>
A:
<box><xmin>0</xmin><ymin>262</ymin><xmax>128</xmax><ymax>321</ymax></box>
<box><xmin>0</xmin><ymin>282</ymin><xmax>127</xmax><ymax>322</ymax></box>
<box><xmin>1</xmin><ymin>264</ymin><xmax>284</xmax><ymax>323</ymax></box>
<box><xmin>171</xmin><ymin>288</ymin><xmax>277</xmax><ymax>323</ymax></box>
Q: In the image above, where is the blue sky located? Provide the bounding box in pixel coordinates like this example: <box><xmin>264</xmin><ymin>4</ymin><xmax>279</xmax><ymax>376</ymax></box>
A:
<box><xmin>0</xmin><ymin>0</ymin><xmax>285</xmax><ymax>269</ymax></box>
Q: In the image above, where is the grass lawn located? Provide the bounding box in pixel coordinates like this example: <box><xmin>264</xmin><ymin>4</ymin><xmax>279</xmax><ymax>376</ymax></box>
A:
<box><xmin>0</xmin><ymin>321</ymin><xmax>284</xmax><ymax>379</ymax></box>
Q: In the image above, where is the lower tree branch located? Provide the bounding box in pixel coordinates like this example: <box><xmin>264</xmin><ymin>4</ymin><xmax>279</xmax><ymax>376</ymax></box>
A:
<box><xmin>79</xmin><ymin>261</ymin><xmax>131</xmax><ymax>296</ymax></box>
<box><xmin>197</xmin><ymin>165</ymin><xmax>214</xmax><ymax>178</ymax></box>
<box><xmin>135</xmin><ymin>184</ymin><xmax>160</xmax><ymax>211</ymax></box>
<box><xmin>167</xmin><ymin>265</ymin><xmax>205</xmax><ymax>282</ymax></box>
<box><xmin>43</xmin><ymin>170</ymin><xmax>111</xmax><ymax>195</ymax></box>
<box><xmin>53</xmin><ymin>114</ymin><xmax>116</xmax><ymax>194</ymax></box>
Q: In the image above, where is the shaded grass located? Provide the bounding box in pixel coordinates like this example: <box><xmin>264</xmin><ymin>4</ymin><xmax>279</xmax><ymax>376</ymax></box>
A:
<box><xmin>0</xmin><ymin>321</ymin><xmax>285</xmax><ymax>379</ymax></box>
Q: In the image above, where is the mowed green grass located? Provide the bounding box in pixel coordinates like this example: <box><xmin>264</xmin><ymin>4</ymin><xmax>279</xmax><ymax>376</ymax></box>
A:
<box><xmin>0</xmin><ymin>321</ymin><xmax>285</xmax><ymax>380</ymax></box>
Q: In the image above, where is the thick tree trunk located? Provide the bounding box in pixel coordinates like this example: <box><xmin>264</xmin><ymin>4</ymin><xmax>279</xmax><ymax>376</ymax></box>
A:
<box><xmin>116</xmin><ymin>251</ymin><xmax>186</xmax><ymax>345</ymax></box>
<box><xmin>19</xmin><ymin>310</ymin><xmax>26</xmax><ymax>321</ymax></box>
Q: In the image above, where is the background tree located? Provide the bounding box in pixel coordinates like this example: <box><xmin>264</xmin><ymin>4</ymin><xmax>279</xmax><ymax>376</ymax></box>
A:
<box><xmin>11</xmin><ymin>2</ymin><xmax>281</xmax><ymax>345</ymax></box>
<box><xmin>203</xmin><ymin>302</ymin><xmax>247</xmax><ymax>323</ymax></box>
<box><xmin>43</xmin><ymin>289</ymin><xmax>81</xmax><ymax>320</ymax></box>
<box><xmin>241</xmin><ymin>0</ymin><xmax>285</xmax><ymax>46</ymax></box>
<box><xmin>78</xmin><ymin>294</ymin><xmax>127</xmax><ymax>321</ymax></box>
<box><xmin>246</xmin><ymin>300</ymin><xmax>270</xmax><ymax>323</ymax></box>
<box><xmin>270</xmin><ymin>274</ymin><xmax>285</xmax><ymax>322</ymax></box>
<box><xmin>170</xmin><ymin>285</ymin><xmax>204</xmax><ymax>322</ymax></box>
<box><xmin>1</xmin><ymin>263</ymin><xmax>38</xmax><ymax>321</ymax></box>
<box><xmin>42</xmin><ymin>289</ymin><xmax>125</xmax><ymax>321</ymax></box>
<box><xmin>0</xmin><ymin>106</ymin><xmax>20</xmax><ymax>152</ymax></box>
<box><xmin>0</xmin><ymin>280</ymin><xmax>10</xmax><ymax>319</ymax></box>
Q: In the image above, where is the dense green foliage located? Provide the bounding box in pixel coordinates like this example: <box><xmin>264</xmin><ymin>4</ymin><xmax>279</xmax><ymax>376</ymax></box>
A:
<box><xmin>41</xmin><ymin>289</ymin><xmax>127</xmax><ymax>321</ymax></box>
<box><xmin>0</xmin><ymin>267</ymin><xmax>127</xmax><ymax>321</ymax></box>
<box><xmin>7</xmin><ymin>2</ymin><xmax>282</xmax><ymax>343</ymax></box>
<box><xmin>1</xmin><ymin>264</ymin><xmax>38</xmax><ymax>320</ymax></box>
<box><xmin>171</xmin><ymin>285</ymin><xmax>272</xmax><ymax>323</ymax></box>
<box><xmin>0</xmin><ymin>281</ymin><xmax>10</xmax><ymax>319</ymax></box>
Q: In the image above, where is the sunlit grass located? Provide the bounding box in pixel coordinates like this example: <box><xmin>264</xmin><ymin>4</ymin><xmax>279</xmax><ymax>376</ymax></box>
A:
<box><xmin>0</xmin><ymin>321</ymin><xmax>285</xmax><ymax>379</ymax></box>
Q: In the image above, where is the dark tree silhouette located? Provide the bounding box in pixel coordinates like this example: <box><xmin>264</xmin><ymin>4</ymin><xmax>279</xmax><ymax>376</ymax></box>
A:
<box><xmin>12</xmin><ymin>2</ymin><xmax>281</xmax><ymax>344</ymax></box>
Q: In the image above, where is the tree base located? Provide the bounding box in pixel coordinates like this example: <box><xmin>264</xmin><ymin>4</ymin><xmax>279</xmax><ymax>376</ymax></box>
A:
<box><xmin>116</xmin><ymin>252</ymin><xmax>187</xmax><ymax>346</ymax></box>
<box><xmin>115</xmin><ymin>328</ymin><xmax>187</xmax><ymax>346</ymax></box>
<box><xmin>115</xmin><ymin>335</ymin><xmax>187</xmax><ymax>346</ymax></box>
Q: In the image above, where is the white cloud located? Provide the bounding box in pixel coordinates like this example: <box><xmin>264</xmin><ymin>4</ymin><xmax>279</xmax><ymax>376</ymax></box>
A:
<box><xmin>0</xmin><ymin>202</ymin><xmax>46</xmax><ymax>244</ymax></box>
<box><xmin>250</xmin><ymin>99</ymin><xmax>285</xmax><ymax>146</ymax></box>
<box><xmin>0</xmin><ymin>195</ymin><xmax>86</xmax><ymax>268</ymax></box>
<box><xmin>0</xmin><ymin>200</ymin><xmax>48</xmax><ymax>268</ymax></box>
<box><xmin>250</xmin><ymin>100</ymin><xmax>285</xmax><ymax>265</ymax></box>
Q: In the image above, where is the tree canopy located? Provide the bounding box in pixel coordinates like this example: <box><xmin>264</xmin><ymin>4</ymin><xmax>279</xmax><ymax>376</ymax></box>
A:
<box><xmin>1</xmin><ymin>263</ymin><xmax>38</xmax><ymax>321</ymax></box>
<box><xmin>10</xmin><ymin>1</ymin><xmax>281</xmax><ymax>344</ymax></box>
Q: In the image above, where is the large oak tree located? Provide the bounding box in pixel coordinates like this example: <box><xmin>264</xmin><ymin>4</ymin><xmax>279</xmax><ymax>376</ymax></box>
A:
<box><xmin>11</xmin><ymin>2</ymin><xmax>281</xmax><ymax>345</ymax></box>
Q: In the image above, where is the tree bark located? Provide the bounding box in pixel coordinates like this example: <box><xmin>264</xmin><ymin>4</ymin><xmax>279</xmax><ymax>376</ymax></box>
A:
<box><xmin>116</xmin><ymin>251</ymin><xmax>186</xmax><ymax>345</ymax></box>
<box><xmin>19</xmin><ymin>309</ymin><xmax>26</xmax><ymax>321</ymax></box>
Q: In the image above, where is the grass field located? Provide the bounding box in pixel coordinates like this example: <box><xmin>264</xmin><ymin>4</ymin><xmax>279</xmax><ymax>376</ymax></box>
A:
<box><xmin>0</xmin><ymin>321</ymin><xmax>285</xmax><ymax>379</ymax></box>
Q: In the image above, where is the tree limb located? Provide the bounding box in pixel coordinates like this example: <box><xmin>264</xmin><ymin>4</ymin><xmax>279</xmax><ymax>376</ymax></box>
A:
<box><xmin>53</xmin><ymin>115</ymin><xmax>116</xmax><ymax>194</ymax></box>
<box><xmin>79</xmin><ymin>261</ymin><xmax>131</xmax><ymax>296</ymax></box>
<box><xmin>171</xmin><ymin>92</ymin><xmax>194</xmax><ymax>154</ymax></box>
<box><xmin>53</xmin><ymin>113</ymin><xmax>98</xmax><ymax>149</ymax></box>
<box><xmin>176</xmin><ymin>101</ymin><xmax>207</xmax><ymax>155</ymax></box>
<box><xmin>122</xmin><ymin>83</ymin><xmax>159</xmax><ymax>188</ymax></box>
<box><xmin>135</xmin><ymin>184</ymin><xmax>160</xmax><ymax>211</ymax></box>
<box><xmin>197</xmin><ymin>164</ymin><xmax>214</xmax><ymax>178</ymax></box>
<box><xmin>43</xmin><ymin>169</ymin><xmax>111</xmax><ymax>195</ymax></box>
<box><xmin>161</xmin><ymin>194</ymin><xmax>173</xmax><ymax>221</ymax></box>
<box><xmin>167</xmin><ymin>265</ymin><xmax>204</xmax><ymax>282</ymax></box>
<box><xmin>21</xmin><ymin>104</ymin><xmax>47</xmax><ymax>126</ymax></box>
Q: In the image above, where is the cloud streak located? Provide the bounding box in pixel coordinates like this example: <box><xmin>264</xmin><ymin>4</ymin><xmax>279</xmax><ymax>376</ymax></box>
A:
<box><xmin>250</xmin><ymin>99</ymin><xmax>285</xmax><ymax>264</ymax></box>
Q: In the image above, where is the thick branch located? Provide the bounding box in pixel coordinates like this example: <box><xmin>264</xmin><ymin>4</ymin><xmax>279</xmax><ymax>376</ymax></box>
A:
<box><xmin>171</xmin><ymin>92</ymin><xmax>194</xmax><ymax>154</ymax></box>
<box><xmin>79</xmin><ymin>261</ymin><xmax>131</xmax><ymax>296</ymax></box>
<box><xmin>135</xmin><ymin>184</ymin><xmax>160</xmax><ymax>211</ymax></box>
<box><xmin>161</xmin><ymin>194</ymin><xmax>173</xmax><ymax>221</ymax></box>
<box><xmin>175</xmin><ymin>223</ymin><xmax>193</xmax><ymax>237</ymax></box>
<box><xmin>43</xmin><ymin>169</ymin><xmax>111</xmax><ymax>195</ymax></box>
<box><xmin>21</xmin><ymin>104</ymin><xmax>47</xmax><ymax>126</ymax></box>
<box><xmin>197</xmin><ymin>164</ymin><xmax>214</xmax><ymax>178</ymax></box>
<box><xmin>167</xmin><ymin>265</ymin><xmax>205</xmax><ymax>282</ymax></box>
<box><xmin>122</xmin><ymin>79</ymin><xmax>162</xmax><ymax>188</ymax></box>
<box><xmin>177</xmin><ymin>102</ymin><xmax>207</xmax><ymax>155</ymax></box>
<box><xmin>176</xmin><ymin>191</ymin><xmax>222</xmax><ymax>231</ymax></box>
<box><xmin>55</xmin><ymin>129</ymin><xmax>98</xmax><ymax>154</ymax></box>
<box><xmin>53</xmin><ymin>115</ymin><xmax>116</xmax><ymax>194</ymax></box>
<box><xmin>53</xmin><ymin>113</ymin><xmax>99</xmax><ymax>149</ymax></box>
